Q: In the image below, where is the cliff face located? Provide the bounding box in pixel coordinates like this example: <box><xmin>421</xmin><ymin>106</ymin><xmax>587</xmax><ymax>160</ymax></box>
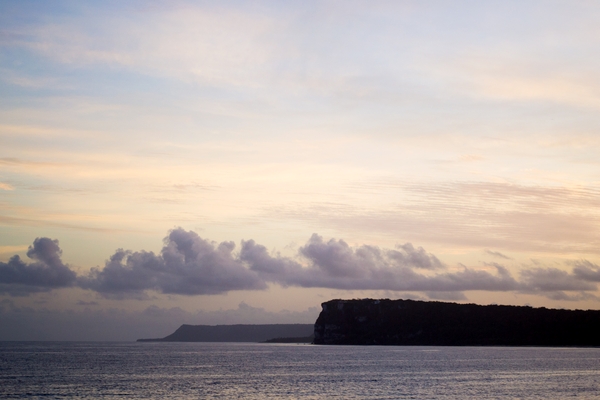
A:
<box><xmin>313</xmin><ymin>299</ymin><xmax>600</xmax><ymax>346</ymax></box>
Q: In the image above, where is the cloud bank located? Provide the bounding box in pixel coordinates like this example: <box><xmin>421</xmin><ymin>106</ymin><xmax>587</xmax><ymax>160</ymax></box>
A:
<box><xmin>0</xmin><ymin>238</ymin><xmax>76</xmax><ymax>295</ymax></box>
<box><xmin>2</xmin><ymin>228</ymin><xmax>600</xmax><ymax>301</ymax></box>
<box><xmin>79</xmin><ymin>229</ymin><xmax>266</xmax><ymax>296</ymax></box>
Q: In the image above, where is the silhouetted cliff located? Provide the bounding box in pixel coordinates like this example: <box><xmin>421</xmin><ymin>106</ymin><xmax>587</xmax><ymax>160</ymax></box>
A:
<box><xmin>314</xmin><ymin>299</ymin><xmax>600</xmax><ymax>346</ymax></box>
<box><xmin>137</xmin><ymin>324</ymin><xmax>314</xmax><ymax>342</ymax></box>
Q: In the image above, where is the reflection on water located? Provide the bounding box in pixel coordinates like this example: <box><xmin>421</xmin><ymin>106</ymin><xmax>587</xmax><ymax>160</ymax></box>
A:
<box><xmin>1</xmin><ymin>342</ymin><xmax>600</xmax><ymax>399</ymax></box>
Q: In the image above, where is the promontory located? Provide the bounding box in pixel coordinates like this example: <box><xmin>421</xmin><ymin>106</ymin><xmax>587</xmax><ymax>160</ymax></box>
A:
<box><xmin>313</xmin><ymin>298</ymin><xmax>600</xmax><ymax>346</ymax></box>
<box><xmin>137</xmin><ymin>323</ymin><xmax>314</xmax><ymax>343</ymax></box>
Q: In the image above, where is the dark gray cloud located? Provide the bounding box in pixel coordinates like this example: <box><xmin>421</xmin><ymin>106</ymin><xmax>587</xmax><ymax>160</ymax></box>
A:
<box><xmin>542</xmin><ymin>291</ymin><xmax>598</xmax><ymax>302</ymax></box>
<box><xmin>76</xmin><ymin>300</ymin><xmax>99</xmax><ymax>306</ymax></box>
<box><xmin>0</xmin><ymin>238</ymin><xmax>77</xmax><ymax>295</ymax></box>
<box><xmin>517</xmin><ymin>266</ymin><xmax>600</xmax><ymax>300</ymax></box>
<box><xmin>241</xmin><ymin>235</ymin><xmax>517</xmax><ymax>292</ymax></box>
<box><xmin>3</xmin><ymin>229</ymin><xmax>600</xmax><ymax>300</ymax></box>
<box><xmin>300</xmin><ymin>235</ymin><xmax>444</xmax><ymax>272</ymax></box>
<box><xmin>520</xmin><ymin>267</ymin><xmax>596</xmax><ymax>292</ymax></box>
<box><xmin>79</xmin><ymin>228</ymin><xmax>266</xmax><ymax>296</ymax></box>
<box><xmin>404</xmin><ymin>264</ymin><xmax>518</xmax><ymax>292</ymax></box>
<box><xmin>572</xmin><ymin>260</ymin><xmax>600</xmax><ymax>282</ymax></box>
<box><xmin>239</xmin><ymin>239</ymin><xmax>304</xmax><ymax>286</ymax></box>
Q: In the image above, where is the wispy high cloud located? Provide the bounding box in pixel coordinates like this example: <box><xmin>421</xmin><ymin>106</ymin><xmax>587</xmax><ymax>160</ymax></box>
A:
<box><xmin>0</xmin><ymin>215</ymin><xmax>134</xmax><ymax>233</ymax></box>
<box><xmin>485</xmin><ymin>249</ymin><xmax>512</xmax><ymax>260</ymax></box>
<box><xmin>268</xmin><ymin>180</ymin><xmax>600</xmax><ymax>255</ymax></box>
<box><xmin>7</xmin><ymin>6</ymin><xmax>276</xmax><ymax>87</ymax></box>
<box><xmin>0</xmin><ymin>245</ymin><xmax>28</xmax><ymax>255</ymax></box>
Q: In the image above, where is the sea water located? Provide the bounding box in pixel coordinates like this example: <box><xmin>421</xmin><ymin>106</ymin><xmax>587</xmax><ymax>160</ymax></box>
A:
<box><xmin>1</xmin><ymin>342</ymin><xmax>600</xmax><ymax>399</ymax></box>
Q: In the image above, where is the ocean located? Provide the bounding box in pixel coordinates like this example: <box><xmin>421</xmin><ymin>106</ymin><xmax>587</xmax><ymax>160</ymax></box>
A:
<box><xmin>1</xmin><ymin>342</ymin><xmax>600</xmax><ymax>399</ymax></box>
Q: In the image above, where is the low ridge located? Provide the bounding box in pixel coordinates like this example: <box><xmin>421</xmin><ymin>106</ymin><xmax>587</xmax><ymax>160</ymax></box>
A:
<box><xmin>137</xmin><ymin>324</ymin><xmax>314</xmax><ymax>343</ymax></box>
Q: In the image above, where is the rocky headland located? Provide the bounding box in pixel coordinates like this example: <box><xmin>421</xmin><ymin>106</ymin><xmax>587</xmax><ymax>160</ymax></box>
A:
<box><xmin>137</xmin><ymin>324</ymin><xmax>314</xmax><ymax>343</ymax></box>
<box><xmin>313</xmin><ymin>298</ymin><xmax>600</xmax><ymax>346</ymax></box>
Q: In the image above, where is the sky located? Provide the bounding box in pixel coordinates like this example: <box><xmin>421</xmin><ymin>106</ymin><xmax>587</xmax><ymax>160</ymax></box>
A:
<box><xmin>1</xmin><ymin>0</ymin><xmax>600</xmax><ymax>341</ymax></box>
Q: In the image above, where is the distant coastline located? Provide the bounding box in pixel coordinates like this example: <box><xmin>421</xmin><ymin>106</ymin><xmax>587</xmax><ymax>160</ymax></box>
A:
<box><xmin>138</xmin><ymin>299</ymin><xmax>600</xmax><ymax>347</ymax></box>
<box><xmin>137</xmin><ymin>324</ymin><xmax>314</xmax><ymax>343</ymax></box>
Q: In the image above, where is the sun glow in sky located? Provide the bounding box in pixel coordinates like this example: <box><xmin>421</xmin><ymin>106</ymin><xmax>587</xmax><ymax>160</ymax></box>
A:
<box><xmin>2</xmin><ymin>0</ymin><xmax>600</xmax><ymax>340</ymax></box>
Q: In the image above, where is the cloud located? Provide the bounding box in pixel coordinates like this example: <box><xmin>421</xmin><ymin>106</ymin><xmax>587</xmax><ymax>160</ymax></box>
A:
<box><xmin>572</xmin><ymin>260</ymin><xmax>600</xmax><ymax>282</ymax></box>
<box><xmin>0</xmin><ymin>215</ymin><xmax>133</xmax><ymax>233</ymax></box>
<box><xmin>241</xmin><ymin>234</ymin><xmax>517</xmax><ymax>292</ymax></box>
<box><xmin>9</xmin><ymin>5</ymin><xmax>276</xmax><ymax>88</ymax></box>
<box><xmin>541</xmin><ymin>291</ymin><xmax>598</xmax><ymax>302</ymax></box>
<box><xmin>520</xmin><ymin>267</ymin><xmax>597</xmax><ymax>292</ymax></box>
<box><xmin>0</xmin><ymin>237</ymin><xmax>77</xmax><ymax>295</ymax></box>
<box><xmin>267</xmin><ymin>181</ymin><xmax>600</xmax><ymax>255</ymax></box>
<box><xmin>485</xmin><ymin>249</ymin><xmax>512</xmax><ymax>260</ymax></box>
<box><xmin>79</xmin><ymin>228</ymin><xmax>266</xmax><ymax>296</ymax></box>
<box><xmin>4</xmin><ymin>229</ymin><xmax>600</xmax><ymax>302</ymax></box>
<box><xmin>76</xmin><ymin>300</ymin><xmax>98</xmax><ymax>306</ymax></box>
<box><xmin>300</xmin><ymin>235</ymin><xmax>444</xmax><ymax>272</ymax></box>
